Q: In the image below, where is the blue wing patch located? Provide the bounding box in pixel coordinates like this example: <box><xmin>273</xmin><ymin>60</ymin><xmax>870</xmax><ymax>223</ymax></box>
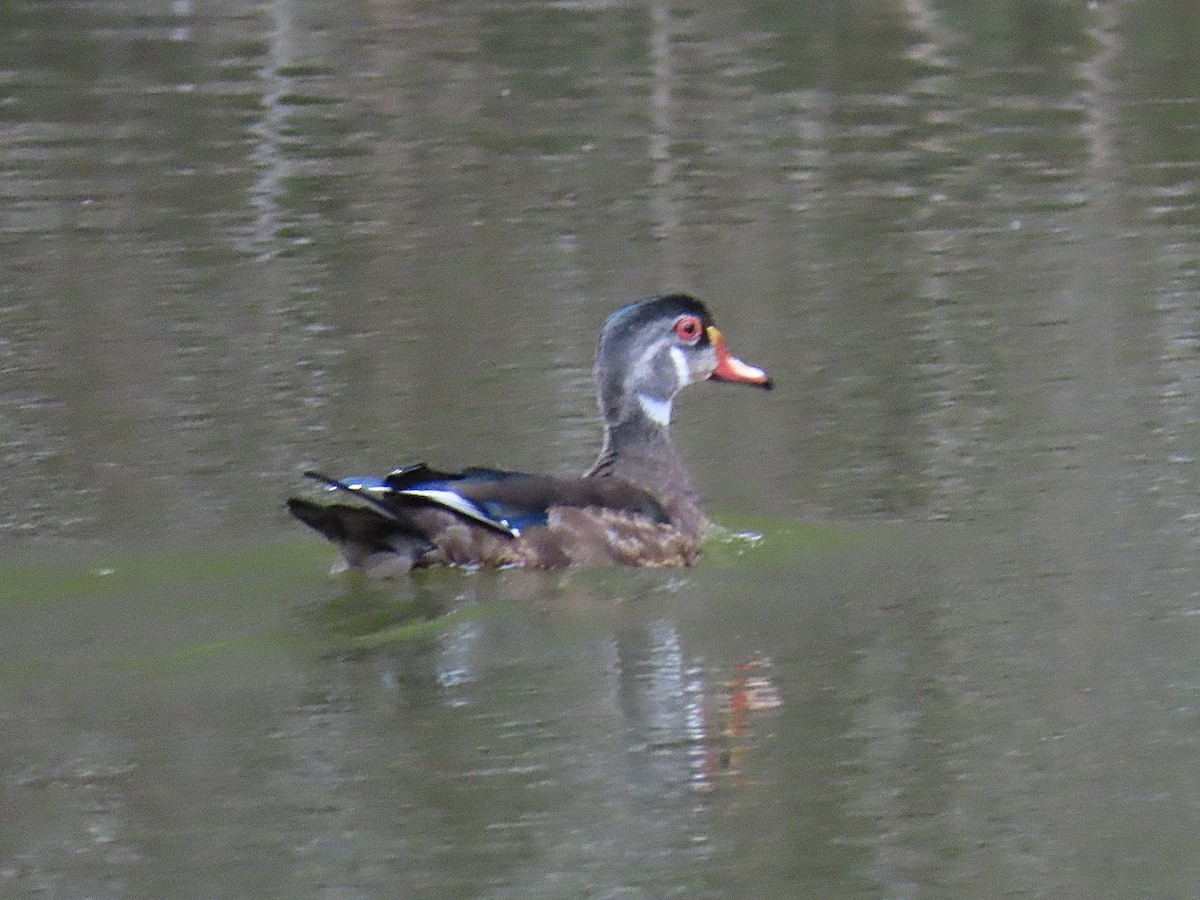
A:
<box><xmin>304</xmin><ymin>469</ymin><xmax>521</xmax><ymax>537</ymax></box>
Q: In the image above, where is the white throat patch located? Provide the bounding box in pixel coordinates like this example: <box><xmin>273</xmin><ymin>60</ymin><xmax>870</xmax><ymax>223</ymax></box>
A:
<box><xmin>637</xmin><ymin>392</ymin><xmax>673</xmax><ymax>427</ymax></box>
<box><xmin>669</xmin><ymin>345</ymin><xmax>691</xmax><ymax>387</ymax></box>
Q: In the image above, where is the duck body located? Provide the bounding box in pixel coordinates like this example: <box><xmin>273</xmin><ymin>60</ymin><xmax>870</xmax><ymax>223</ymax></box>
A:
<box><xmin>288</xmin><ymin>294</ymin><xmax>771</xmax><ymax>575</ymax></box>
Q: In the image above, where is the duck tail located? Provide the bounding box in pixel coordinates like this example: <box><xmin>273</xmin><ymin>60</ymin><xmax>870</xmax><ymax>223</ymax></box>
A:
<box><xmin>286</xmin><ymin>497</ymin><xmax>434</xmax><ymax>576</ymax></box>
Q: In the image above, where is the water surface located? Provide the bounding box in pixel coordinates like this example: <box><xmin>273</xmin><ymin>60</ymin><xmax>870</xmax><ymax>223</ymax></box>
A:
<box><xmin>3</xmin><ymin>1</ymin><xmax>1200</xmax><ymax>896</ymax></box>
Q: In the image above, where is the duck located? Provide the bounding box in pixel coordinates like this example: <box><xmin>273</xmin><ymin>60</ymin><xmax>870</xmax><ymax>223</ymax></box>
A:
<box><xmin>288</xmin><ymin>293</ymin><xmax>772</xmax><ymax>575</ymax></box>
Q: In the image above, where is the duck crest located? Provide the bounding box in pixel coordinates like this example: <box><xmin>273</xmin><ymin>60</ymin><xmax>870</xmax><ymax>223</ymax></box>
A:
<box><xmin>288</xmin><ymin>294</ymin><xmax>771</xmax><ymax>574</ymax></box>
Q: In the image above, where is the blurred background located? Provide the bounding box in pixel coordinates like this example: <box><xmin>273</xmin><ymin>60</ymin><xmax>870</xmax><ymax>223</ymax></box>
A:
<box><xmin>2</xmin><ymin>1</ymin><xmax>1200</xmax><ymax>897</ymax></box>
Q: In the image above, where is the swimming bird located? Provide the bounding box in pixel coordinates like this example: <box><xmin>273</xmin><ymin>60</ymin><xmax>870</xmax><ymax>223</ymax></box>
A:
<box><xmin>288</xmin><ymin>293</ymin><xmax>771</xmax><ymax>575</ymax></box>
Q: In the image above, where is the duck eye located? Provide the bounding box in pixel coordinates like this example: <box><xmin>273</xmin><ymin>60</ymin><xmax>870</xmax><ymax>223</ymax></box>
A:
<box><xmin>674</xmin><ymin>315</ymin><xmax>702</xmax><ymax>343</ymax></box>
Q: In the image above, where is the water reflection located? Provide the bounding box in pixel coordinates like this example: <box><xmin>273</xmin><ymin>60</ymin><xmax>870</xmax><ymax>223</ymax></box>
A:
<box><xmin>247</xmin><ymin>0</ymin><xmax>297</xmax><ymax>255</ymax></box>
<box><xmin>270</xmin><ymin>569</ymin><xmax>787</xmax><ymax>895</ymax></box>
<box><xmin>317</xmin><ymin>571</ymin><xmax>783</xmax><ymax>799</ymax></box>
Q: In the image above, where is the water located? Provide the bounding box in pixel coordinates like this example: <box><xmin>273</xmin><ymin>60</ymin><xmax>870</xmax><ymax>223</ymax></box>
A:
<box><xmin>3</xmin><ymin>0</ymin><xmax>1200</xmax><ymax>896</ymax></box>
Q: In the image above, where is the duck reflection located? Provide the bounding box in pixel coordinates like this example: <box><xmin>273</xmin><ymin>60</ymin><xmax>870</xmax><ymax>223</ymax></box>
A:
<box><xmin>315</xmin><ymin>570</ymin><xmax>780</xmax><ymax>793</ymax></box>
<box><xmin>285</xmin><ymin>568</ymin><xmax>785</xmax><ymax>893</ymax></box>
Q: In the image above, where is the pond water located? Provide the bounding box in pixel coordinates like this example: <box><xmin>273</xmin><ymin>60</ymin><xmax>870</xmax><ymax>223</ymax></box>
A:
<box><xmin>3</xmin><ymin>0</ymin><xmax>1200</xmax><ymax>897</ymax></box>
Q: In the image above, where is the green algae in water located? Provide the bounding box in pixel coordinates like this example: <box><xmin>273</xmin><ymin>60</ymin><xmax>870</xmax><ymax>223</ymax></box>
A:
<box><xmin>703</xmin><ymin>513</ymin><xmax>857</xmax><ymax>569</ymax></box>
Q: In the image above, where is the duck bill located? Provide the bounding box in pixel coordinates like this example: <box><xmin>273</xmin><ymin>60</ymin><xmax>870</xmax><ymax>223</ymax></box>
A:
<box><xmin>707</xmin><ymin>326</ymin><xmax>773</xmax><ymax>389</ymax></box>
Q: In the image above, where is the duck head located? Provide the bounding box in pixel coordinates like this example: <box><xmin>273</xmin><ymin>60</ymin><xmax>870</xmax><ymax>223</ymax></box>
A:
<box><xmin>594</xmin><ymin>293</ymin><xmax>772</xmax><ymax>429</ymax></box>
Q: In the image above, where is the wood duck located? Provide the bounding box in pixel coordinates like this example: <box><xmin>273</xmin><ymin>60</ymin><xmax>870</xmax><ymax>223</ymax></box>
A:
<box><xmin>288</xmin><ymin>294</ymin><xmax>772</xmax><ymax>575</ymax></box>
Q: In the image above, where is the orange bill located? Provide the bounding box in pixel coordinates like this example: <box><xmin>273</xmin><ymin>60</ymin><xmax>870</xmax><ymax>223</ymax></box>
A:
<box><xmin>707</xmin><ymin>326</ymin><xmax>772</xmax><ymax>389</ymax></box>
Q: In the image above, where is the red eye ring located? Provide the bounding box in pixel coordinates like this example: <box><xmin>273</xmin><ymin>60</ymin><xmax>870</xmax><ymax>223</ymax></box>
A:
<box><xmin>674</xmin><ymin>315</ymin><xmax>703</xmax><ymax>344</ymax></box>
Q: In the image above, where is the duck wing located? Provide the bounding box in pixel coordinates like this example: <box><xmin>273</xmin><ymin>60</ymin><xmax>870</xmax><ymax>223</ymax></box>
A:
<box><xmin>302</xmin><ymin>465</ymin><xmax>669</xmax><ymax>537</ymax></box>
